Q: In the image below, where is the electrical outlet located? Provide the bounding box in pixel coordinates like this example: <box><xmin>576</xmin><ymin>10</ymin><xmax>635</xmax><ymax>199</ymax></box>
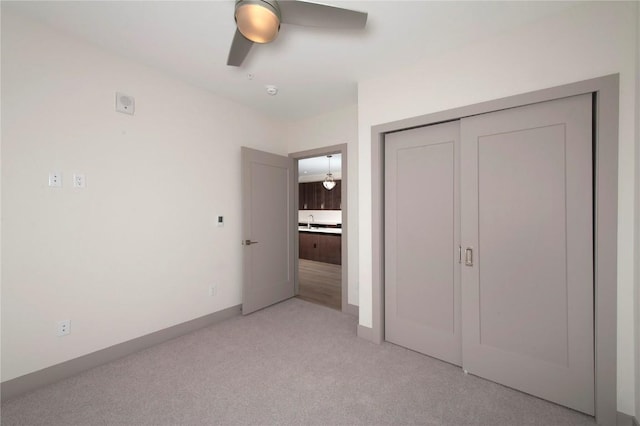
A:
<box><xmin>209</xmin><ymin>285</ymin><xmax>217</xmax><ymax>296</ymax></box>
<box><xmin>56</xmin><ymin>319</ymin><xmax>70</xmax><ymax>336</ymax></box>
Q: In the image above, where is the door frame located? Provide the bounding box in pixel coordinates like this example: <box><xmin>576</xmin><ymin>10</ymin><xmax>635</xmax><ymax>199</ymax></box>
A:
<box><xmin>290</xmin><ymin>144</ymin><xmax>352</xmax><ymax>314</ymax></box>
<box><xmin>366</xmin><ymin>74</ymin><xmax>619</xmax><ymax>425</ymax></box>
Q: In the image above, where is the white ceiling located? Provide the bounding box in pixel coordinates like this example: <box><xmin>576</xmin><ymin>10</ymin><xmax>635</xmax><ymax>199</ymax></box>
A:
<box><xmin>4</xmin><ymin>1</ymin><xmax>577</xmax><ymax>121</ymax></box>
<box><xmin>299</xmin><ymin>154</ymin><xmax>341</xmax><ymax>177</ymax></box>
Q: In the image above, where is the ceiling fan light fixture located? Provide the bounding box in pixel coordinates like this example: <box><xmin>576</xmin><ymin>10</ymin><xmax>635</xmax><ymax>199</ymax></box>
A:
<box><xmin>235</xmin><ymin>0</ymin><xmax>281</xmax><ymax>44</ymax></box>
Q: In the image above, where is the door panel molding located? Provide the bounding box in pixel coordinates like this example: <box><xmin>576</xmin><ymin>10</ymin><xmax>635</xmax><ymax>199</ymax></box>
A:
<box><xmin>367</xmin><ymin>74</ymin><xmax>619</xmax><ymax>425</ymax></box>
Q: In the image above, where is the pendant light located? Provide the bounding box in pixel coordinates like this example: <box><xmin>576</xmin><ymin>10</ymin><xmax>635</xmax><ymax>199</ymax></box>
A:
<box><xmin>323</xmin><ymin>155</ymin><xmax>336</xmax><ymax>190</ymax></box>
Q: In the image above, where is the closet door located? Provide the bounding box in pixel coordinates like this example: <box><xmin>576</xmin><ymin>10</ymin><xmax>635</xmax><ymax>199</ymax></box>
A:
<box><xmin>460</xmin><ymin>94</ymin><xmax>594</xmax><ymax>414</ymax></box>
<box><xmin>385</xmin><ymin>121</ymin><xmax>461</xmax><ymax>366</ymax></box>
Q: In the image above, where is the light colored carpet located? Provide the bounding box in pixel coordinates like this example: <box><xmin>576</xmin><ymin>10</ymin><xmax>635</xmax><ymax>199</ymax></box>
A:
<box><xmin>2</xmin><ymin>298</ymin><xmax>595</xmax><ymax>425</ymax></box>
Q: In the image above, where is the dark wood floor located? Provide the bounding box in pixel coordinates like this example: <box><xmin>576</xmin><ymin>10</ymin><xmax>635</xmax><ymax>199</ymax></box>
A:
<box><xmin>297</xmin><ymin>259</ymin><xmax>341</xmax><ymax>311</ymax></box>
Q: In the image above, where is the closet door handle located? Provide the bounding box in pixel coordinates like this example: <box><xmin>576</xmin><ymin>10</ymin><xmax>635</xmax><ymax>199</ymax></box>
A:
<box><xmin>465</xmin><ymin>247</ymin><xmax>473</xmax><ymax>267</ymax></box>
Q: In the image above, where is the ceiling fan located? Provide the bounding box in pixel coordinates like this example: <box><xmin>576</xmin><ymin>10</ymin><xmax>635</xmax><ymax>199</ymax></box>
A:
<box><xmin>227</xmin><ymin>0</ymin><xmax>368</xmax><ymax>67</ymax></box>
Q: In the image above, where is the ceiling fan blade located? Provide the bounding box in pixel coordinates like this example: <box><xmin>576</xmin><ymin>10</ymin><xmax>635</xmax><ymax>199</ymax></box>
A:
<box><xmin>279</xmin><ymin>1</ymin><xmax>367</xmax><ymax>29</ymax></box>
<box><xmin>227</xmin><ymin>29</ymin><xmax>254</xmax><ymax>67</ymax></box>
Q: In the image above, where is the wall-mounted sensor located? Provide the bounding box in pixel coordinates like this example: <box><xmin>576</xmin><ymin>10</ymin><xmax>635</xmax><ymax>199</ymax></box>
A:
<box><xmin>116</xmin><ymin>92</ymin><xmax>135</xmax><ymax>115</ymax></box>
<box><xmin>265</xmin><ymin>85</ymin><xmax>278</xmax><ymax>96</ymax></box>
<box><xmin>217</xmin><ymin>216</ymin><xmax>224</xmax><ymax>227</ymax></box>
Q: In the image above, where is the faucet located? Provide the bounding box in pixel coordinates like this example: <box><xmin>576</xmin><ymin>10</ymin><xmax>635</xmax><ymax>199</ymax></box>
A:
<box><xmin>307</xmin><ymin>215</ymin><xmax>314</xmax><ymax>229</ymax></box>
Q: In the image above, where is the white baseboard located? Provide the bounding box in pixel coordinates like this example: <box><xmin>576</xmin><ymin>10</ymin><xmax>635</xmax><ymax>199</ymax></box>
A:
<box><xmin>357</xmin><ymin>324</ymin><xmax>375</xmax><ymax>342</ymax></box>
<box><xmin>345</xmin><ymin>303</ymin><xmax>359</xmax><ymax>317</ymax></box>
<box><xmin>1</xmin><ymin>304</ymin><xmax>241</xmax><ymax>402</ymax></box>
<box><xmin>606</xmin><ymin>410</ymin><xmax>638</xmax><ymax>426</ymax></box>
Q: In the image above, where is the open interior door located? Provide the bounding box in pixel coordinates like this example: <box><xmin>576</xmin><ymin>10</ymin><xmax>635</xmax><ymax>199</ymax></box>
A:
<box><xmin>241</xmin><ymin>147</ymin><xmax>295</xmax><ymax>315</ymax></box>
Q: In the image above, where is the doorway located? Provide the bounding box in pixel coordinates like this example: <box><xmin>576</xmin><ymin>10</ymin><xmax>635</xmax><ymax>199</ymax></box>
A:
<box><xmin>290</xmin><ymin>144</ymin><xmax>349</xmax><ymax>314</ymax></box>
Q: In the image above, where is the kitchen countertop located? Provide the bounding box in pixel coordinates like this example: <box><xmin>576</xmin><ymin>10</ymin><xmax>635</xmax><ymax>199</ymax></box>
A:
<box><xmin>298</xmin><ymin>226</ymin><xmax>342</xmax><ymax>235</ymax></box>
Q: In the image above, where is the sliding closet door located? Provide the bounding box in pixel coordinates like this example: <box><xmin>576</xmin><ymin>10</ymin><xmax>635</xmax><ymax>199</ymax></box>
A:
<box><xmin>460</xmin><ymin>94</ymin><xmax>594</xmax><ymax>414</ymax></box>
<box><xmin>385</xmin><ymin>121</ymin><xmax>461</xmax><ymax>366</ymax></box>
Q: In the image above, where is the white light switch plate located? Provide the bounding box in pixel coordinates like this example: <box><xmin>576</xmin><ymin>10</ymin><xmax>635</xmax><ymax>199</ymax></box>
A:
<box><xmin>73</xmin><ymin>173</ymin><xmax>86</xmax><ymax>188</ymax></box>
<box><xmin>48</xmin><ymin>172</ymin><xmax>62</xmax><ymax>187</ymax></box>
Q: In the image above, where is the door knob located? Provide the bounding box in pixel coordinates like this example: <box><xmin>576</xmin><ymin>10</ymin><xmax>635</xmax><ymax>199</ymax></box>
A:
<box><xmin>243</xmin><ymin>240</ymin><xmax>259</xmax><ymax>246</ymax></box>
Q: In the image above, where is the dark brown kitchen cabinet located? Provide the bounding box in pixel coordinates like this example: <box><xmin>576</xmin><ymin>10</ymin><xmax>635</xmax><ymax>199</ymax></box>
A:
<box><xmin>299</xmin><ymin>232</ymin><xmax>317</xmax><ymax>260</ymax></box>
<box><xmin>299</xmin><ymin>181</ymin><xmax>341</xmax><ymax>210</ymax></box>
<box><xmin>298</xmin><ymin>232</ymin><xmax>341</xmax><ymax>265</ymax></box>
<box><xmin>299</xmin><ymin>182</ymin><xmax>315</xmax><ymax>210</ymax></box>
<box><xmin>322</xmin><ymin>180</ymin><xmax>341</xmax><ymax>210</ymax></box>
<box><xmin>299</xmin><ymin>184</ymin><xmax>304</xmax><ymax>210</ymax></box>
<box><xmin>299</xmin><ymin>182</ymin><xmax>317</xmax><ymax>210</ymax></box>
<box><xmin>318</xmin><ymin>233</ymin><xmax>341</xmax><ymax>264</ymax></box>
<box><xmin>311</xmin><ymin>182</ymin><xmax>323</xmax><ymax>209</ymax></box>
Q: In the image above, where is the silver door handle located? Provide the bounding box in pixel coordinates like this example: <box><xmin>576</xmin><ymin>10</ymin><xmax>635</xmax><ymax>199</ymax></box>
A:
<box><xmin>243</xmin><ymin>240</ymin><xmax>259</xmax><ymax>246</ymax></box>
<box><xmin>465</xmin><ymin>247</ymin><xmax>473</xmax><ymax>266</ymax></box>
